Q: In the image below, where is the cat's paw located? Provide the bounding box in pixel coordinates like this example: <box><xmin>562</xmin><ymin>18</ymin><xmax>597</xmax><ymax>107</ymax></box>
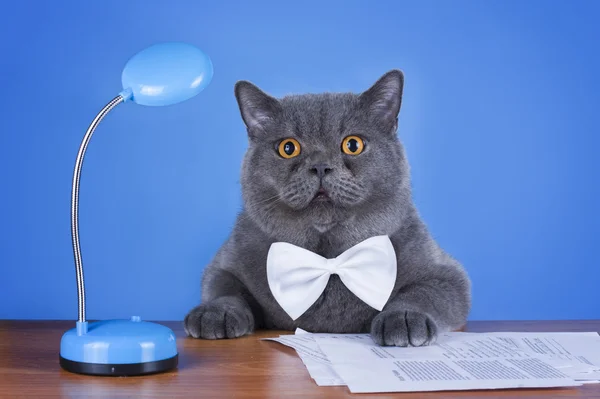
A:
<box><xmin>184</xmin><ymin>298</ymin><xmax>254</xmax><ymax>339</ymax></box>
<box><xmin>370</xmin><ymin>310</ymin><xmax>438</xmax><ymax>347</ymax></box>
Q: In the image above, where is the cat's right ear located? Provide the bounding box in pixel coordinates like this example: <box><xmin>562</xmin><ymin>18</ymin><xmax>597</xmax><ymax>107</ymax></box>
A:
<box><xmin>234</xmin><ymin>81</ymin><xmax>281</xmax><ymax>139</ymax></box>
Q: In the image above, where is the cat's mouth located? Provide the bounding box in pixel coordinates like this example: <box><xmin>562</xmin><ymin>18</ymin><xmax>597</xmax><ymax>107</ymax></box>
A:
<box><xmin>312</xmin><ymin>187</ymin><xmax>331</xmax><ymax>202</ymax></box>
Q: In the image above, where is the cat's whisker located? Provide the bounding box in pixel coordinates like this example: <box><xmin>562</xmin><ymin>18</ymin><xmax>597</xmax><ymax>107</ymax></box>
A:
<box><xmin>237</xmin><ymin>196</ymin><xmax>285</xmax><ymax>224</ymax></box>
<box><xmin>247</xmin><ymin>193</ymin><xmax>282</xmax><ymax>207</ymax></box>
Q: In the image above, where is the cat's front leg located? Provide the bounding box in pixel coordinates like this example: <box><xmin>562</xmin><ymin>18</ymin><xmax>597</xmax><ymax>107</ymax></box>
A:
<box><xmin>184</xmin><ymin>296</ymin><xmax>254</xmax><ymax>339</ymax></box>
<box><xmin>370</xmin><ymin>271</ymin><xmax>471</xmax><ymax>347</ymax></box>
<box><xmin>184</xmin><ymin>268</ymin><xmax>258</xmax><ymax>339</ymax></box>
<box><xmin>371</xmin><ymin>309</ymin><xmax>438</xmax><ymax>347</ymax></box>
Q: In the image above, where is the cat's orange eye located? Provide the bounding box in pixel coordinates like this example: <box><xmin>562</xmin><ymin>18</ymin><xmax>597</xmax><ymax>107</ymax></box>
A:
<box><xmin>342</xmin><ymin>136</ymin><xmax>365</xmax><ymax>155</ymax></box>
<box><xmin>278</xmin><ymin>138</ymin><xmax>301</xmax><ymax>159</ymax></box>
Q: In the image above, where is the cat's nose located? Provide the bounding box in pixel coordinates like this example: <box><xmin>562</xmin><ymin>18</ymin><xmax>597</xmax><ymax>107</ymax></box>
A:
<box><xmin>310</xmin><ymin>163</ymin><xmax>332</xmax><ymax>179</ymax></box>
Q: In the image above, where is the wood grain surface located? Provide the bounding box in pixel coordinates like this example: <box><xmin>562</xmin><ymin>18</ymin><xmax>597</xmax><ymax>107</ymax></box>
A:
<box><xmin>1</xmin><ymin>320</ymin><xmax>599</xmax><ymax>398</ymax></box>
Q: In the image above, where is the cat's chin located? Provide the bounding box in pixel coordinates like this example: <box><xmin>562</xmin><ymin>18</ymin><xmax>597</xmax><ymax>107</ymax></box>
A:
<box><xmin>312</xmin><ymin>220</ymin><xmax>337</xmax><ymax>233</ymax></box>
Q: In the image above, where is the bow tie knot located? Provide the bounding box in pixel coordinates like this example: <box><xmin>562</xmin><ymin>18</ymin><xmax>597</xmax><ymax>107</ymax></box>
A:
<box><xmin>325</xmin><ymin>258</ymin><xmax>341</xmax><ymax>274</ymax></box>
<box><xmin>266</xmin><ymin>235</ymin><xmax>398</xmax><ymax>320</ymax></box>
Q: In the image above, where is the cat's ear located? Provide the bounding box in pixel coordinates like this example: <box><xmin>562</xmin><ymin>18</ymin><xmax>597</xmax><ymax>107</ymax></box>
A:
<box><xmin>359</xmin><ymin>69</ymin><xmax>404</xmax><ymax>131</ymax></box>
<box><xmin>234</xmin><ymin>80</ymin><xmax>281</xmax><ymax>138</ymax></box>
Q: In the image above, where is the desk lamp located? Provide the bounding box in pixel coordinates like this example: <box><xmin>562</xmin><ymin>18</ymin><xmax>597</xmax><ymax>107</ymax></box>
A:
<box><xmin>59</xmin><ymin>42</ymin><xmax>213</xmax><ymax>376</ymax></box>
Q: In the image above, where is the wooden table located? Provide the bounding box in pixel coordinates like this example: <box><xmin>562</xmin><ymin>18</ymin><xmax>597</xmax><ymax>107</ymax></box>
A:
<box><xmin>1</xmin><ymin>320</ymin><xmax>599</xmax><ymax>398</ymax></box>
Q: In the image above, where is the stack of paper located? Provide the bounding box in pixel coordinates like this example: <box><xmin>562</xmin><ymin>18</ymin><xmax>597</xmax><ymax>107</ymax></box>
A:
<box><xmin>264</xmin><ymin>329</ymin><xmax>600</xmax><ymax>393</ymax></box>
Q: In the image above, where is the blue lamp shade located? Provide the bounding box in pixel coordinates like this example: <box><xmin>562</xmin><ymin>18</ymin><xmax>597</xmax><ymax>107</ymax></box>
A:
<box><xmin>120</xmin><ymin>42</ymin><xmax>214</xmax><ymax>106</ymax></box>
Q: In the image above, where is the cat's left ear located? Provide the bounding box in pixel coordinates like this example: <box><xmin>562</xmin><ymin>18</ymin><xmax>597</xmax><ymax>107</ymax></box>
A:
<box><xmin>234</xmin><ymin>80</ymin><xmax>282</xmax><ymax>139</ymax></box>
<box><xmin>359</xmin><ymin>69</ymin><xmax>404</xmax><ymax>132</ymax></box>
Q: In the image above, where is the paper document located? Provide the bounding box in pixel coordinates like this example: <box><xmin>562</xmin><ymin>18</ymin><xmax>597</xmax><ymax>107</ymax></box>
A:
<box><xmin>263</xmin><ymin>329</ymin><xmax>600</xmax><ymax>393</ymax></box>
<box><xmin>465</xmin><ymin>332</ymin><xmax>600</xmax><ymax>368</ymax></box>
<box><xmin>332</xmin><ymin>357</ymin><xmax>580</xmax><ymax>393</ymax></box>
<box><xmin>263</xmin><ymin>330</ymin><xmax>345</xmax><ymax>386</ymax></box>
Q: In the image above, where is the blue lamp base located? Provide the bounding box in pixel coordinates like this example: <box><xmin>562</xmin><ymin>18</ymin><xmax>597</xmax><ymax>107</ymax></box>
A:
<box><xmin>59</xmin><ymin>318</ymin><xmax>178</xmax><ymax>376</ymax></box>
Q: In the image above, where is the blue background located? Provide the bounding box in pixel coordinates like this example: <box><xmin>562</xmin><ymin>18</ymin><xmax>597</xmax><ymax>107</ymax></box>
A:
<box><xmin>1</xmin><ymin>1</ymin><xmax>598</xmax><ymax>322</ymax></box>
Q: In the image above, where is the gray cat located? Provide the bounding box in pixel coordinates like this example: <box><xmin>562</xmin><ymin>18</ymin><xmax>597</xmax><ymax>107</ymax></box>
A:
<box><xmin>184</xmin><ymin>70</ymin><xmax>471</xmax><ymax>346</ymax></box>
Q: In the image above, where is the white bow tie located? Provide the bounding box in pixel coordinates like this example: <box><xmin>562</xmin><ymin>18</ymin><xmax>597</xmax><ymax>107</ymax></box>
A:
<box><xmin>266</xmin><ymin>235</ymin><xmax>397</xmax><ymax>320</ymax></box>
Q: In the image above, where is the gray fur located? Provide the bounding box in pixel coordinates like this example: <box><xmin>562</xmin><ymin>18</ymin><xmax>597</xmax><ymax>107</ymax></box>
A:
<box><xmin>184</xmin><ymin>70</ymin><xmax>471</xmax><ymax>346</ymax></box>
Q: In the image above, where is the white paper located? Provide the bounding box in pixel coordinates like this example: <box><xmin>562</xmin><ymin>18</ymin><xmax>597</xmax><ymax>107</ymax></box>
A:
<box><xmin>297</xmin><ymin>353</ymin><xmax>345</xmax><ymax>386</ymax></box>
<box><xmin>262</xmin><ymin>331</ymin><xmax>345</xmax><ymax>386</ymax></box>
<box><xmin>441</xmin><ymin>332</ymin><xmax>600</xmax><ymax>380</ymax></box>
<box><xmin>313</xmin><ymin>331</ymin><xmax>600</xmax><ymax>382</ymax></box>
<box><xmin>292</xmin><ymin>328</ymin><xmax>345</xmax><ymax>385</ymax></box>
<box><xmin>265</xmin><ymin>335</ymin><xmax>330</xmax><ymax>364</ymax></box>
<box><xmin>264</xmin><ymin>330</ymin><xmax>600</xmax><ymax>392</ymax></box>
<box><xmin>313</xmin><ymin>332</ymin><xmax>532</xmax><ymax>362</ymax></box>
<box><xmin>331</xmin><ymin>357</ymin><xmax>581</xmax><ymax>393</ymax></box>
<box><xmin>471</xmin><ymin>332</ymin><xmax>600</xmax><ymax>368</ymax></box>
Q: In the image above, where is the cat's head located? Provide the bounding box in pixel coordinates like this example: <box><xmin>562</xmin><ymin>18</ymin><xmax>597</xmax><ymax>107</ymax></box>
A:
<box><xmin>235</xmin><ymin>70</ymin><xmax>412</xmax><ymax>240</ymax></box>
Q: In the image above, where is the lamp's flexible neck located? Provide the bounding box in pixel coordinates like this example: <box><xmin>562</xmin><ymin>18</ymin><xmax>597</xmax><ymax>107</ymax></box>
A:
<box><xmin>71</xmin><ymin>95</ymin><xmax>124</xmax><ymax>323</ymax></box>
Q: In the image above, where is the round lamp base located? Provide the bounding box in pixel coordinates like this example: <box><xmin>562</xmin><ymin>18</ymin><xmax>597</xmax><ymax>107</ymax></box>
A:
<box><xmin>59</xmin><ymin>354</ymin><xmax>178</xmax><ymax>376</ymax></box>
<box><xmin>59</xmin><ymin>318</ymin><xmax>178</xmax><ymax>376</ymax></box>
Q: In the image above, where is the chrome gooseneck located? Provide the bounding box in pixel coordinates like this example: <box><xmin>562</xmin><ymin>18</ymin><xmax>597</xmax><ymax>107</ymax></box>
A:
<box><xmin>70</xmin><ymin>95</ymin><xmax>124</xmax><ymax>323</ymax></box>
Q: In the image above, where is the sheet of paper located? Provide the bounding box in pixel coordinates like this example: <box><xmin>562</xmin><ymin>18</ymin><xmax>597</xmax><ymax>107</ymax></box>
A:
<box><xmin>442</xmin><ymin>332</ymin><xmax>600</xmax><ymax>380</ymax></box>
<box><xmin>297</xmin><ymin>352</ymin><xmax>345</xmax><ymax>386</ymax></box>
<box><xmin>264</xmin><ymin>334</ymin><xmax>330</xmax><ymax>364</ymax></box>
<box><xmin>312</xmin><ymin>331</ymin><xmax>600</xmax><ymax>381</ymax></box>
<box><xmin>465</xmin><ymin>332</ymin><xmax>600</xmax><ymax>369</ymax></box>
<box><xmin>262</xmin><ymin>332</ymin><xmax>344</xmax><ymax>386</ymax></box>
<box><xmin>311</xmin><ymin>333</ymin><xmax>586</xmax><ymax>391</ymax></box>
<box><xmin>264</xmin><ymin>330</ymin><xmax>600</xmax><ymax>392</ymax></box>
<box><xmin>543</xmin><ymin>357</ymin><xmax>600</xmax><ymax>382</ymax></box>
<box><xmin>311</xmin><ymin>332</ymin><xmax>532</xmax><ymax>362</ymax></box>
<box><xmin>330</xmin><ymin>357</ymin><xmax>581</xmax><ymax>393</ymax></box>
<box><xmin>292</xmin><ymin>328</ymin><xmax>345</xmax><ymax>385</ymax></box>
